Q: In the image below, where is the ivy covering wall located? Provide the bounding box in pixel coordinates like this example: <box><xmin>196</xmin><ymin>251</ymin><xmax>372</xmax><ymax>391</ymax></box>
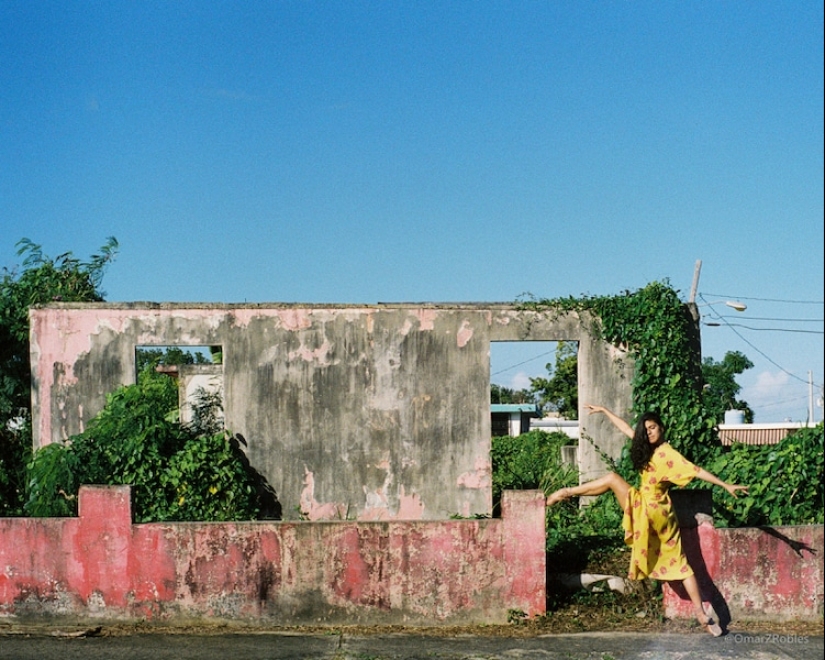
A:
<box><xmin>522</xmin><ymin>280</ymin><xmax>823</xmax><ymax>527</ymax></box>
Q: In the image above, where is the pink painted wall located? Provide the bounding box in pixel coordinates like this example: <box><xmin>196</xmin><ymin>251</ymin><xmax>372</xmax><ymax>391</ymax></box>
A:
<box><xmin>3</xmin><ymin>485</ymin><xmax>819</xmax><ymax>625</ymax></box>
<box><xmin>0</xmin><ymin>486</ymin><xmax>546</xmax><ymax>625</ymax></box>
<box><xmin>663</xmin><ymin>520</ymin><xmax>823</xmax><ymax>623</ymax></box>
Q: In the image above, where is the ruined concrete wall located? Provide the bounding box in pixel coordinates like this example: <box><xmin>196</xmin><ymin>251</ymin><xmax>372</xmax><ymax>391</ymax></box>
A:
<box><xmin>29</xmin><ymin>302</ymin><xmax>639</xmax><ymax>521</ymax></box>
<box><xmin>663</xmin><ymin>521</ymin><xmax>824</xmax><ymax>622</ymax></box>
<box><xmin>0</xmin><ymin>486</ymin><xmax>546</xmax><ymax>625</ymax></box>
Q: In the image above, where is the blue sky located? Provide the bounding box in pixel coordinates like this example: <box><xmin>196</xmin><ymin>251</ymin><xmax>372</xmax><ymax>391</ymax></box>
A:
<box><xmin>2</xmin><ymin>1</ymin><xmax>822</xmax><ymax>423</ymax></box>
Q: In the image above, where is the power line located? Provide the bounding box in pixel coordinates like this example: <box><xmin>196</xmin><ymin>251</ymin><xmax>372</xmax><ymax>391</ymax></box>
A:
<box><xmin>703</xmin><ymin>322</ymin><xmax>823</xmax><ymax>335</ymax></box>
<box><xmin>491</xmin><ymin>349</ymin><xmax>555</xmax><ymax>377</ymax></box>
<box><xmin>716</xmin><ymin>316</ymin><xmax>823</xmax><ymax>323</ymax></box>
<box><xmin>697</xmin><ymin>293</ymin><xmax>820</xmax><ymax>387</ymax></box>
<box><xmin>701</xmin><ymin>292</ymin><xmax>824</xmax><ymax>305</ymax></box>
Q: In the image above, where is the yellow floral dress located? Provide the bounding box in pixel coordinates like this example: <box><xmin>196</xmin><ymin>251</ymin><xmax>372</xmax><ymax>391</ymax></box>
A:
<box><xmin>622</xmin><ymin>443</ymin><xmax>700</xmax><ymax>581</ymax></box>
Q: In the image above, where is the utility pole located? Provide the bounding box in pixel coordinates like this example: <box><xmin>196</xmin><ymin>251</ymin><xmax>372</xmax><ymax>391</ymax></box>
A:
<box><xmin>809</xmin><ymin>371</ymin><xmax>814</xmax><ymax>424</ymax></box>
<box><xmin>689</xmin><ymin>259</ymin><xmax>702</xmax><ymax>303</ymax></box>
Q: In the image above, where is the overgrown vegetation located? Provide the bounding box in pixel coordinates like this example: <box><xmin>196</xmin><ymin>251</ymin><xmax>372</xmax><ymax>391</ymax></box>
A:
<box><xmin>25</xmin><ymin>363</ymin><xmax>275</xmax><ymax>522</ymax></box>
<box><xmin>0</xmin><ymin>238</ymin><xmax>118</xmax><ymax>515</ymax></box>
<box><xmin>491</xmin><ymin>430</ymin><xmax>577</xmax><ymax>515</ymax></box>
<box><xmin>491</xmin><ymin>430</ymin><xmax>626</xmax><ymax>560</ymax></box>
<box><xmin>709</xmin><ymin>423</ymin><xmax>823</xmax><ymax>527</ymax></box>
<box><xmin>519</xmin><ymin>280</ymin><xmax>823</xmax><ymax>527</ymax></box>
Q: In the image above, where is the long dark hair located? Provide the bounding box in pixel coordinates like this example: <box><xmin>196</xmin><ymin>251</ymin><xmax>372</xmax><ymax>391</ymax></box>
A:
<box><xmin>630</xmin><ymin>412</ymin><xmax>666</xmax><ymax>472</ymax></box>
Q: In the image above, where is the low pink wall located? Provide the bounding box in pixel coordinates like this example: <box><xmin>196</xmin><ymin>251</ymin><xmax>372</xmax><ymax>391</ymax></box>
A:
<box><xmin>0</xmin><ymin>486</ymin><xmax>546</xmax><ymax>625</ymax></box>
<box><xmin>2</xmin><ymin>486</ymin><xmax>819</xmax><ymax>626</ymax></box>
<box><xmin>663</xmin><ymin>520</ymin><xmax>823</xmax><ymax>622</ymax></box>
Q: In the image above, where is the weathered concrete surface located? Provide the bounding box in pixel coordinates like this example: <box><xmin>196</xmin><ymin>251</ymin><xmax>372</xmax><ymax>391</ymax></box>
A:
<box><xmin>0</xmin><ymin>486</ymin><xmax>546</xmax><ymax>626</ymax></box>
<box><xmin>28</xmin><ymin>302</ymin><xmax>641</xmax><ymax>521</ymax></box>
<box><xmin>2</xmin><ymin>486</ymin><xmax>820</xmax><ymax>626</ymax></box>
<box><xmin>0</xmin><ymin>629</ymin><xmax>822</xmax><ymax>660</ymax></box>
<box><xmin>663</xmin><ymin>520</ymin><xmax>824</xmax><ymax>623</ymax></box>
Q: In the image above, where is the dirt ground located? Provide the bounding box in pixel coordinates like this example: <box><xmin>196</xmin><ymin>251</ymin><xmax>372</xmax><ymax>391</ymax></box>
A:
<box><xmin>33</xmin><ymin>611</ymin><xmax>820</xmax><ymax>641</ymax></box>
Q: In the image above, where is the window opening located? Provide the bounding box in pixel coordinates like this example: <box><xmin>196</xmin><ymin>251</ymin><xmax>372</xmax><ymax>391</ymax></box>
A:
<box><xmin>135</xmin><ymin>345</ymin><xmax>224</xmax><ymax>430</ymax></box>
<box><xmin>490</xmin><ymin>340</ymin><xmax>579</xmax><ymax>438</ymax></box>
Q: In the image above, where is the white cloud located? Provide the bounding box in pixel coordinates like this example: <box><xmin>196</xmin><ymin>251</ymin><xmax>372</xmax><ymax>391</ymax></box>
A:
<box><xmin>741</xmin><ymin>370</ymin><xmax>808</xmax><ymax>422</ymax></box>
<box><xmin>509</xmin><ymin>371</ymin><xmax>532</xmax><ymax>391</ymax></box>
<box><xmin>742</xmin><ymin>371</ymin><xmax>787</xmax><ymax>410</ymax></box>
<box><xmin>750</xmin><ymin>370</ymin><xmax>791</xmax><ymax>394</ymax></box>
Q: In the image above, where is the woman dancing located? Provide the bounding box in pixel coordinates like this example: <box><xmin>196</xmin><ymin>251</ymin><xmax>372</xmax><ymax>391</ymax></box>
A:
<box><xmin>546</xmin><ymin>404</ymin><xmax>748</xmax><ymax>636</ymax></box>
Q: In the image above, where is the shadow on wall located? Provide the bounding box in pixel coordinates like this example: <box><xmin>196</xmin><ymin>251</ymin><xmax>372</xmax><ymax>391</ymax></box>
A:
<box><xmin>675</xmin><ymin>525</ymin><xmax>731</xmax><ymax>628</ymax></box>
<box><xmin>232</xmin><ymin>433</ymin><xmax>282</xmax><ymax>520</ymax></box>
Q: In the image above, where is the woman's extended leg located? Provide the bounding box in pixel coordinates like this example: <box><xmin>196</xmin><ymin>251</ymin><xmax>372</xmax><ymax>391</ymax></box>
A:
<box><xmin>680</xmin><ymin>574</ymin><xmax>722</xmax><ymax>636</ymax></box>
<box><xmin>545</xmin><ymin>472</ymin><xmax>631</xmax><ymax>510</ymax></box>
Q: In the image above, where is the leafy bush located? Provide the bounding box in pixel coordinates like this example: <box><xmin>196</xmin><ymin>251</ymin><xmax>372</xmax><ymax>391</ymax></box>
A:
<box><xmin>708</xmin><ymin>423</ymin><xmax>824</xmax><ymax>527</ymax></box>
<box><xmin>26</xmin><ymin>367</ymin><xmax>265</xmax><ymax>522</ymax></box>
<box><xmin>0</xmin><ymin>237</ymin><xmax>118</xmax><ymax>515</ymax></box>
<box><xmin>491</xmin><ymin>430</ymin><xmax>576</xmax><ymax>511</ymax></box>
<box><xmin>491</xmin><ymin>430</ymin><xmax>625</xmax><ymax>562</ymax></box>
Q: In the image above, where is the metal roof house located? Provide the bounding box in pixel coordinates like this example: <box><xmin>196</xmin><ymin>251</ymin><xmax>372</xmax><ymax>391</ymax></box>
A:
<box><xmin>490</xmin><ymin>404</ymin><xmax>542</xmax><ymax>437</ymax></box>
<box><xmin>717</xmin><ymin>421</ymin><xmax>817</xmax><ymax>446</ymax></box>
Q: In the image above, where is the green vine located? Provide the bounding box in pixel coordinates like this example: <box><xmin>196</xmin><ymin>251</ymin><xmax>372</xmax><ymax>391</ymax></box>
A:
<box><xmin>519</xmin><ymin>280</ymin><xmax>824</xmax><ymax>527</ymax></box>
<box><xmin>522</xmin><ymin>280</ymin><xmax>719</xmax><ymax>475</ymax></box>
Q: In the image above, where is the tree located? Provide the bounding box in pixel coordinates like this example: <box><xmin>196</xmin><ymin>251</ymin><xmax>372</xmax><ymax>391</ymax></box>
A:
<box><xmin>25</xmin><ymin>365</ymin><xmax>270</xmax><ymax>522</ymax></box>
<box><xmin>529</xmin><ymin>341</ymin><xmax>579</xmax><ymax>419</ymax></box>
<box><xmin>0</xmin><ymin>237</ymin><xmax>118</xmax><ymax>515</ymax></box>
<box><xmin>701</xmin><ymin>351</ymin><xmax>754</xmax><ymax>424</ymax></box>
<box><xmin>135</xmin><ymin>345</ymin><xmax>213</xmax><ymax>373</ymax></box>
<box><xmin>490</xmin><ymin>383</ymin><xmax>536</xmax><ymax>405</ymax></box>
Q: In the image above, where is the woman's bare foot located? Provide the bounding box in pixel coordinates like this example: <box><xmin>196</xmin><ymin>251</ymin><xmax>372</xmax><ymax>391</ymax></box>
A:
<box><xmin>697</xmin><ymin>608</ymin><xmax>723</xmax><ymax>637</ymax></box>
<box><xmin>545</xmin><ymin>488</ymin><xmax>571</xmax><ymax>506</ymax></box>
<box><xmin>703</xmin><ymin>617</ymin><xmax>723</xmax><ymax>637</ymax></box>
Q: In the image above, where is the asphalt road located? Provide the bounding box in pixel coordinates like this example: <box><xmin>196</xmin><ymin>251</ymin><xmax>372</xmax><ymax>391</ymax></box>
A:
<box><xmin>1</xmin><ymin>630</ymin><xmax>822</xmax><ymax>660</ymax></box>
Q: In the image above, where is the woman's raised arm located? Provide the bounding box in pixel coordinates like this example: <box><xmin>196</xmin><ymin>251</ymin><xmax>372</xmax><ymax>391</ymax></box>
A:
<box><xmin>584</xmin><ymin>404</ymin><xmax>634</xmax><ymax>439</ymax></box>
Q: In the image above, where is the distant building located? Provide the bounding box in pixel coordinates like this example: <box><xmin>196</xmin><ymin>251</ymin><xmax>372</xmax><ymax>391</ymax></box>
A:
<box><xmin>490</xmin><ymin>404</ymin><xmax>541</xmax><ymax>437</ymax></box>
<box><xmin>490</xmin><ymin>406</ymin><xmax>580</xmax><ymax>441</ymax></box>
<box><xmin>717</xmin><ymin>422</ymin><xmax>816</xmax><ymax>446</ymax></box>
<box><xmin>531</xmin><ymin>415</ymin><xmax>580</xmax><ymax>440</ymax></box>
<box><xmin>717</xmin><ymin>409</ymin><xmax>816</xmax><ymax>446</ymax></box>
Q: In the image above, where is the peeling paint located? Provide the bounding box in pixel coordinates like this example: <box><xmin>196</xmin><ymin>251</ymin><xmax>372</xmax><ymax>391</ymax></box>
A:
<box><xmin>277</xmin><ymin>309</ymin><xmax>314</xmax><ymax>331</ymax></box>
<box><xmin>457</xmin><ymin>455</ymin><xmax>492</xmax><ymax>490</ymax></box>
<box><xmin>0</xmin><ymin>486</ymin><xmax>551</xmax><ymax>625</ymax></box>
<box><xmin>663</xmin><ymin>521</ymin><xmax>824</xmax><ymax>621</ymax></box>
<box><xmin>456</xmin><ymin>320</ymin><xmax>473</xmax><ymax>348</ymax></box>
<box><xmin>395</xmin><ymin>486</ymin><xmax>425</xmax><ymax>520</ymax></box>
<box><xmin>299</xmin><ymin>467</ymin><xmax>346</xmax><ymax>521</ymax></box>
<box><xmin>412</xmin><ymin>309</ymin><xmax>438</xmax><ymax>331</ymax></box>
<box><xmin>288</xmin><ymin>338</ymin><xmax>335</xmax><ymax>365</ymax></box>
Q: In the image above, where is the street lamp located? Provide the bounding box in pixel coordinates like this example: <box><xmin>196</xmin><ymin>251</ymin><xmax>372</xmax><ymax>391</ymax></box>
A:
<box><xmin>696</xmin><ymin>298</ymin><xmax>748</xmax><ymax>327</ymax></box>
<box><xmin>697</xmin><ymin>300</ymin><xmax>747</xmax><ymax>312</ymax></box>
